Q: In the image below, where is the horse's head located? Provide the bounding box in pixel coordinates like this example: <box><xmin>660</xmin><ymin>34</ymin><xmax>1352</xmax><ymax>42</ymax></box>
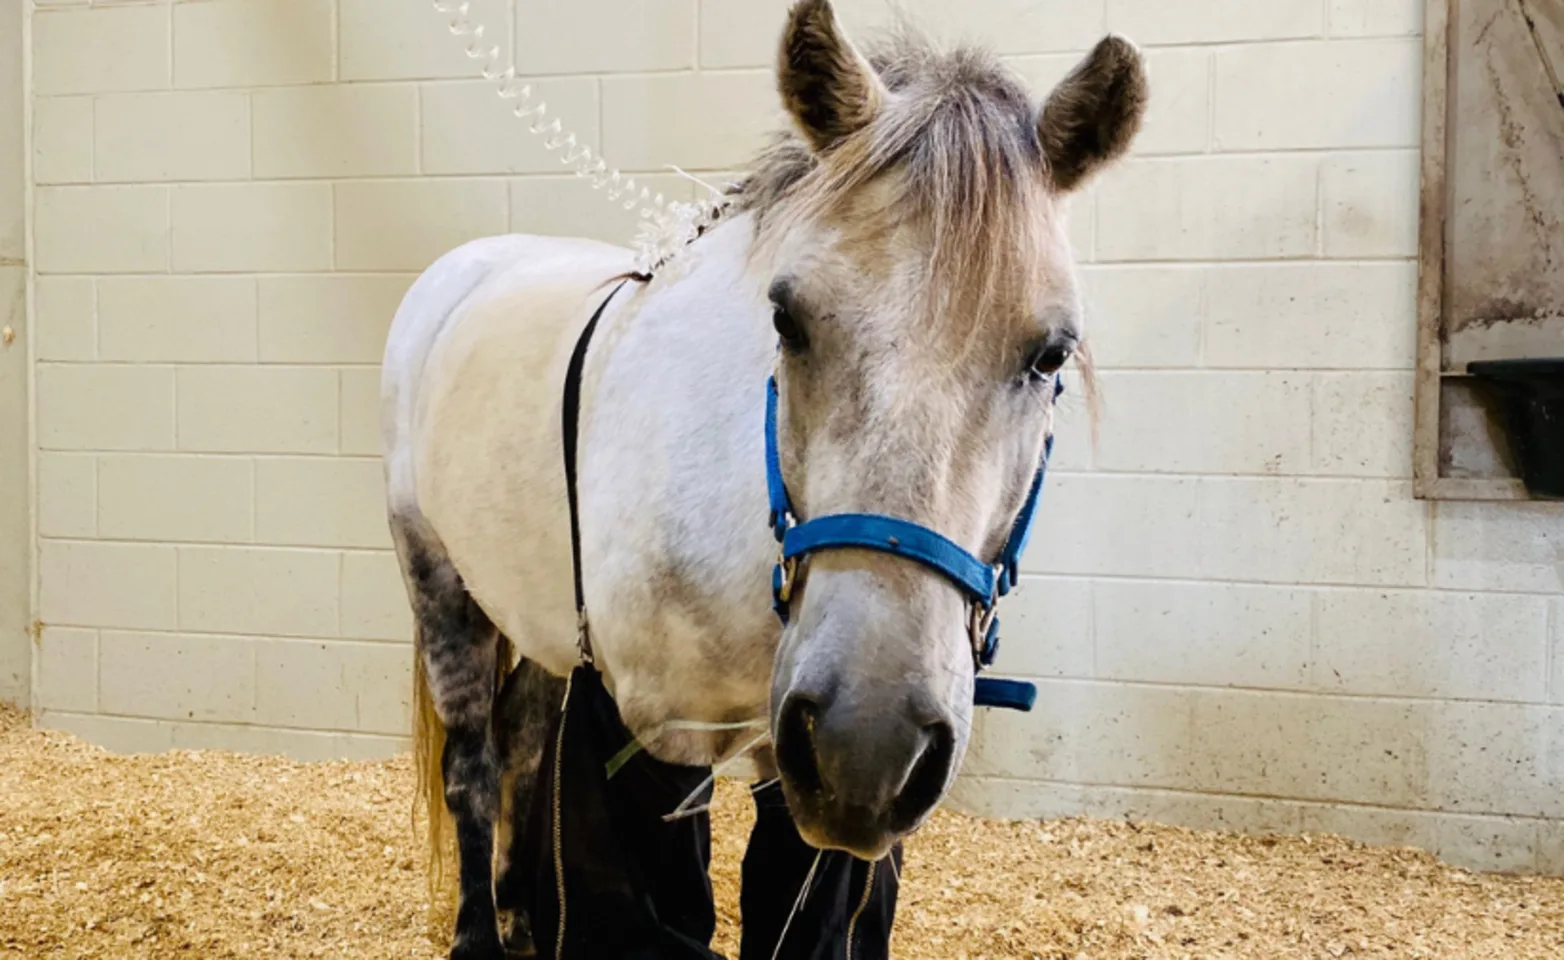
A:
<box><xmin>750</xmin><ymin>0</ymin><xmax>1146</xmax><ymax>860</ymax></box>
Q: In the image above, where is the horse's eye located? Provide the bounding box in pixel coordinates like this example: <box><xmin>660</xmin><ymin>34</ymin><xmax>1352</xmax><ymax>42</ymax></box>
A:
<box><xmin>773</xmin><ymin>304</ymin><xmax>808</xmax><ymax>350</ymax></box>
<box><xmin>1028</xmin><ymin>340</ymin><xmax>1073</xmax><ymax>379</ymax></box>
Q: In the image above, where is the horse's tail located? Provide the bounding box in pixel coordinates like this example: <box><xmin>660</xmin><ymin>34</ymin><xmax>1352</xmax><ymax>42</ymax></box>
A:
<box><xmin>412</xmin><ymin>628</ymin><xmax>515</xmax><ymax>928</ymax></box>
<box><xmin>412</xmin><ymin>647</ymin><xmax>456</xmax><ymax>923</ymax></box>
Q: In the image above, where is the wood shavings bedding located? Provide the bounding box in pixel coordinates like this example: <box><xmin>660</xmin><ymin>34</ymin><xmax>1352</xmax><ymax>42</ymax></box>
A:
<box><xmin>4</xmin><ymin>706</ymin><xmax>1560</xmax><ymax>959</ymax></box>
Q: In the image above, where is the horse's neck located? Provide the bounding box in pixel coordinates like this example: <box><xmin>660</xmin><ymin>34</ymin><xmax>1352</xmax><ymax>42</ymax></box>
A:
<box><xmin>598</xmin><ymin>212</ymin><xmax>773</xmax><ymax>474</ymax></box>
<box><xmin>592</xmin><ymin>212</ymin><xmax>774</xmax><ymax>549</ymax></box>
<box><xmin>579</xmin><ymin>214</ymin><xmax>782</xmax><ymax>730</ymax></box>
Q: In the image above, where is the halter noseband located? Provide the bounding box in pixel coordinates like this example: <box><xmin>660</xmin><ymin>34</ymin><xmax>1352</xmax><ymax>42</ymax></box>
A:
<box><xmin>765</xmin><ymin>371</ymin><xmax>1062</xmax><ymax>712</ymax></box>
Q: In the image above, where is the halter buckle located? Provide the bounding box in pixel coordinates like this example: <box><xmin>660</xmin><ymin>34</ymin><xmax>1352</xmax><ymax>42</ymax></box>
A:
<box><xmin>776</xmin><ymin>548</ymin><xmax>799</xmax><ymax>604</ymax></box>
<box><xmin>968</xmin><ymin>601</ymin><xmax>998</xmax><ymax>666</ymax></box>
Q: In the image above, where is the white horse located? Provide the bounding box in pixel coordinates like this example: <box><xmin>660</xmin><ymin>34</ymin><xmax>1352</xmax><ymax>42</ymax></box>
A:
<box><xmin>382</xmin><ymin>2</ymin><xmax>1146</xmax><ymax>956</ymax></box>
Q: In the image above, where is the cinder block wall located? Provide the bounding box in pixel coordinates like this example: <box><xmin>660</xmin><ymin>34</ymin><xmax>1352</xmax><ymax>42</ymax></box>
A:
<box><xmin>21</xmin><ymin>0</ymin><xmax>1564</xmax><ymax>872</ymax></box>
<box><xmin>1</xmin><ymin>0</ymin><xmax>28</xmax><ymax>705</ymax></box>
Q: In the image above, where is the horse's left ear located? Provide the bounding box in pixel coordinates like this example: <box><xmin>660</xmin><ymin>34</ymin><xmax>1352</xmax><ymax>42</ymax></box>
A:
<box><xmin>1037</xmin><ymin>35</ymin><xmax>1148</xmax><ymax>193</ymax></box>
<box><xmin>778</xmin><ymin>0</ymin><xmax>886</xmax><ymax>152</ymax></box>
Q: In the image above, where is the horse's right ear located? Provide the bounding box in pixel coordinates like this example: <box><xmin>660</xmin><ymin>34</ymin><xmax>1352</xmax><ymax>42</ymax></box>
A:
<box><xmin>778</xmin><ymin>0</ymin><xmax>885</xmax><ymax>152</ymax></box>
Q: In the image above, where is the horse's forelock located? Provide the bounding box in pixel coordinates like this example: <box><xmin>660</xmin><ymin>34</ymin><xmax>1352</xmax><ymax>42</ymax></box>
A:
<box><xmin>736</xmin><ymin>29</ymin><xmax>1057</xmax><ymax>341</ymax></box>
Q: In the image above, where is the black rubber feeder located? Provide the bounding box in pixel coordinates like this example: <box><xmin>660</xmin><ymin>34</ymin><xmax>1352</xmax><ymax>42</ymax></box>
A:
<box><xmin>1466</xmin><ymin>358</ymin><xmax>1564</xmax><ymax>499</ymax></box>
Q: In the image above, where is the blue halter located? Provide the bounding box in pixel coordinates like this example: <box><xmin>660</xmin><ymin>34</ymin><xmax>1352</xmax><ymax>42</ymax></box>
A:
<box><xmin>764</xmin><ymin>374</ymin><xmax>1063</xmax><ymax>713</ymax></box>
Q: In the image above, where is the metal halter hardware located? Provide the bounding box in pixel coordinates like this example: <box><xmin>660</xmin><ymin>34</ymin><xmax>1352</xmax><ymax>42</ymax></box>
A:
<box><xmin>765</xmin><ymin>371</ymin><xmax>1063</xmax><ymax>713</ymax></box>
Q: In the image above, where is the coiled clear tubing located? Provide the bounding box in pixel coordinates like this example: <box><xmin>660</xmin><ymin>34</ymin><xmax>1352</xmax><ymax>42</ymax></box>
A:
<box><xmin>433</xmin><ymin>1</ymin><xmax>728</xmax><ymax>273</ymax></box>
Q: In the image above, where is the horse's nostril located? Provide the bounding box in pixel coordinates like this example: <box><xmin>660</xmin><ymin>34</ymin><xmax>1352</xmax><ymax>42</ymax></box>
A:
<box><xmin>890</xmin><ymin>719</ymin><xmax>955</xmax><ymax>831</ymax></box>
<box><xmin>776</xmin><ymin>692</ymin><xmax>825</xmax><ymax>798</ymax></box>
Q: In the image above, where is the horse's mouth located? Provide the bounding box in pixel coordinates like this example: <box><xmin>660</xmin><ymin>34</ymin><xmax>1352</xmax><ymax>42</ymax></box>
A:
<box><xmin>789</xmin><ymin>800</ymin><xmax>904</xmax><ymax>862</ymax></box>
<box><xmin>771</xmin><ymin>686</ymin><xmax>959</xmax><ymax>860</ymax></box>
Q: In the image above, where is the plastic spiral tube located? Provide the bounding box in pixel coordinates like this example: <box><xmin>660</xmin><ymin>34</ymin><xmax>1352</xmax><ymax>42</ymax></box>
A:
<box><xmin>433</xmin><ymin>1</ymin><xmax>729</xmax><ymax>273</ymax></box>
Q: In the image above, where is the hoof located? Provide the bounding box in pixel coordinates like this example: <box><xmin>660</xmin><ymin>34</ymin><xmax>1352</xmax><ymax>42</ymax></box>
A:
<box><xmin>499</xmin><ymin>909</ymin><xmax>538</xmax><ymax>959</ymax></box>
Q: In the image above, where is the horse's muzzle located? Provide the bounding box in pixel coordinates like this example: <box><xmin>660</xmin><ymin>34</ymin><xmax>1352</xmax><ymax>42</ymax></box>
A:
<box><xmin>773</xmin><ymin>683</ymin><xmax>958</xmax><ymax>860</ymax></box>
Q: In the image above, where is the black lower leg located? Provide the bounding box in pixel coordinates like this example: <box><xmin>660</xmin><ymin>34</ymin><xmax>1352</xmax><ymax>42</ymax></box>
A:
<box><xmin>444</xmin><ymin>725</ymin><xmax>505</xmax><ymax>960</ymax></box>
<box><xmin>398</xmin><ymin>523</ymin><xmax>508</xmax><ymax>960</ymax></box>
<box><xmin>492</xmin><ymin>656</ymin><xmax>567</xmax><ymax>958</ymax></box>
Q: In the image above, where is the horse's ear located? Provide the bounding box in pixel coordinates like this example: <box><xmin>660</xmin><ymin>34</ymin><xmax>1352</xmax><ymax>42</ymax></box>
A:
<box><xmin>778</xmin><ymin>0</ymin><xmax>886</xmax><ymax>152</ymax></box>
<box><xmin>1037</xmin><ymin>35</ymin><xmax>1148</xmax><ymax>193</ymax></box>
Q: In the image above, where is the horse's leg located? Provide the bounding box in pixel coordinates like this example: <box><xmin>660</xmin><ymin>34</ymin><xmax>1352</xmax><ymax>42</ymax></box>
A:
<box><xmin>491</xmin><ymin>655</ymin><xmax>567</xmax><ymax>957</ymax></box>
<box><xmin>398</xmin><ymin>521</ymin><xmax>508</xmax><ymax>960</ymax></box>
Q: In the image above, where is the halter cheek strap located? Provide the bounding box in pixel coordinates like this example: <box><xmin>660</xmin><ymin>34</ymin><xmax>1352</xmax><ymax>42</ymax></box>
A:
<box><xmin>766</xmin><ymin>374</ymin><xmax>1063</xmax><ymax>712</ymax></box>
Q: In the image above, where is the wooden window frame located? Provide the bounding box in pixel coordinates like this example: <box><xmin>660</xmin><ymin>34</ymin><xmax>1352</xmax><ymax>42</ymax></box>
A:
<box><xmin>1414</xmin><ymin>0</ymin><xmax>1559</xmax><ymax>501</ymax></box>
